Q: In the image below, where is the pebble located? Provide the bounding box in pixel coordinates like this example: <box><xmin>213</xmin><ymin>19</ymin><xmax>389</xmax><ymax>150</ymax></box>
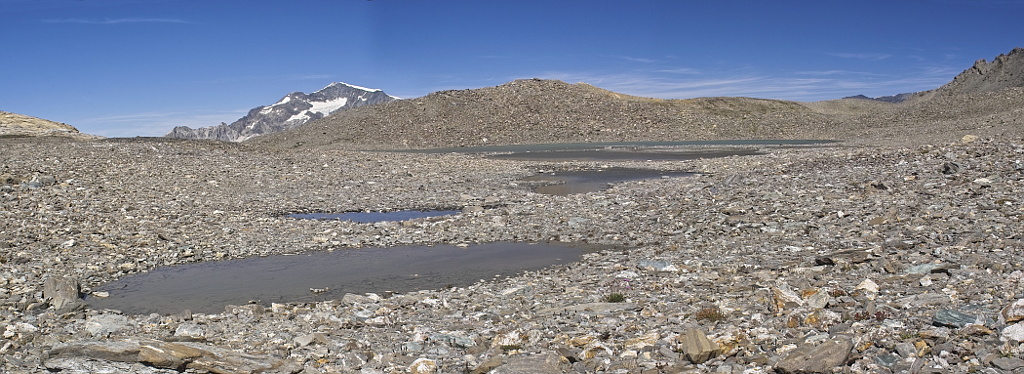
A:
<box><xmin>1</xmin><ymin>137</ymin><xmax>1023</xmax><ymax>373</ymax></box>
<box><xmin>932</xmin><ymin>309</ymin><xmax>979</xmax><ymax>328</ymax></box>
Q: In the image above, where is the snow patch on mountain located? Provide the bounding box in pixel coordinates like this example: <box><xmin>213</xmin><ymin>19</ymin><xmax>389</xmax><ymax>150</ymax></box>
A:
<box><xmin>165</xmin><ymin>82</ymin><xmax>397</xmax><ymax>142</ymax></box>
<box><xmin>309</xmin><ymin>97</ymin><xmax>349</xmax><ymax>116</ymax></box>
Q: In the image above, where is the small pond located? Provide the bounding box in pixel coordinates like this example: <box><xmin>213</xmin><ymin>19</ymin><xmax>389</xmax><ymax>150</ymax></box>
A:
<box><xmin>524</xmin><ymin>167</ymin><xmax>694</xmax><ymax>195</ymax></box>
<box><xmin>392</xmin><ymin>140</ymin><xmax>834</xmax><ymax>155</ymax></box>
<box><xmin>287</xmin><ymin>209</ymin><xmax>460</xmax><ymax>222</ymax></box>
<box><xmin>86</xmin><ymin>242</ymin><xmax>593</xmax><ymax>315</ymax></box>
<box><xmin>490</xmin><ymin>147</ymin><xmax>759</xmax><ymax>162</ymax></box>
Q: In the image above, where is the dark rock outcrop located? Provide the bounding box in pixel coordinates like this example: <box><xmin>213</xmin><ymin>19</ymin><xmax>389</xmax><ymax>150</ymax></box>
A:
<box><xmin>937</xmin><ymin>47</ymin><xmax>1024</xmax><ymax>94</ymax></box>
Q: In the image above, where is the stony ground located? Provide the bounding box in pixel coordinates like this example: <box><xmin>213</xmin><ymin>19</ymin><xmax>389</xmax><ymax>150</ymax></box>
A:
<box><xmin>1</xmin><ymin>134</ymin><xmax>1023</xmax><ymax>373</ymax></box>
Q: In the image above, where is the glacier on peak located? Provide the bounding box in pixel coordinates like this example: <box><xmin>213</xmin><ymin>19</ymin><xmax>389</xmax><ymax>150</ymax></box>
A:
<box><xmin>165</xmin><ymin>81</ymin><xmax>397</xmax><ymax>142</ymax></box>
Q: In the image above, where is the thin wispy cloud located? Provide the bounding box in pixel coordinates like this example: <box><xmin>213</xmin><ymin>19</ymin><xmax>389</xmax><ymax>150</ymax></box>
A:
<box><xmin>827</xmin><ymin>52</ymin><xmax>892</xmax><ymax>61</ymax></box>
<box><xmin>537</xmin><ymin>65</ymin><xmax>955</xmax><ymax>101</ymax></box>
<box><xmin>796</xmin><ymin>70</ymin><xmax>881</xmax><ymax>77</ymax></box>
<box><xmin>42</xmin><ymin>18</ymin><xmax>190</xmax><ymax>25</ymax></box>
<box><xmin>617</xmin><ymin>56</ymin><xmax>657</xmax><ymax>63</ymax></box>
<box><xmin>657</xmin><ymin>67</ymin><xmax>701</xmax><ymax>75</ymax></box>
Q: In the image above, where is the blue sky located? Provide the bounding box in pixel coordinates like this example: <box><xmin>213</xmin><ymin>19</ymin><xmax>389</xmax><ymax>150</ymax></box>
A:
<box><xmin>2</xmin><ymin>0</ymin><xmax>1022</xmax><ymax>137</ymax></box>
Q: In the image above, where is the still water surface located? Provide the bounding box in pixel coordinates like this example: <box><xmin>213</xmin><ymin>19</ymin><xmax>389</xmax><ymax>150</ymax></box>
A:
<box><xmin>87</xmin><ymin>242</ymin><xmax>590</xmax><ymax>315</ymax></box>
<box><xmin>524</xmin><ymin>168</ymin><xmax>694</xmax><ymax>195</ymax></box>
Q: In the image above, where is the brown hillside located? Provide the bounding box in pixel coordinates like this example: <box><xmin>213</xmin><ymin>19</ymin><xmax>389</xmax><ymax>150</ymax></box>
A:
<box><xmin>248</xmin><ymin>79</ymin><xmax>837</xmax><ymax>150</ymax></box>
<box><xmin>0</xmin><ymin>111</ymin><xmax>100</xmax><ymax>139</ymax></box>
<box><xmin>249</xmin><ymin>48</ymin><xmax>1024</xmax><ymax>151</ymax></box>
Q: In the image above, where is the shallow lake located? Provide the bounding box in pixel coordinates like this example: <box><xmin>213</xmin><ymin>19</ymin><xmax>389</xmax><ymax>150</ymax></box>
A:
<box><xmin>490</xmin><ymin>147</ymin><xmax>759</xmax><ymax>162</ymax></box>
<box><xmin>393</xmin><ymin>139</ymin><xmax>834</xmax><ymax>156</ymax></box>
<box><xmin>87</xmin><ymin>242</ymin><xmax>593</xmax><ymax>315</ymax></box>
<box><xmin>524</xmin><ymin>167</ymin><xmax>694</xmax><ymax>195</ymax></box>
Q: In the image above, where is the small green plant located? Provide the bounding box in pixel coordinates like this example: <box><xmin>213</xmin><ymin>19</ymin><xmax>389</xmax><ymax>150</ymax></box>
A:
<box><xmin>605</xmin><ymin>293</ymin><xmax>626</xmax><ymax>303</ymax></box>
<box><xmin>694</xmin><ymin>307</ymin><xmax>727</xmax><ymax>322</ymax></box>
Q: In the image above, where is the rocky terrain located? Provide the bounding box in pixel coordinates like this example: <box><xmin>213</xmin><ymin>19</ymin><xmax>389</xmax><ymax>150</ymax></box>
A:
<box><xmin>2</xmin><ymin>133</ymin><xmax>1023</xmax><ymax>374</ymax></box>
<box><xmin>0</xmin><ymin>48</ymin><xmax>1023</xmax><ymax>373</ymax></box>
<box><xmin>166</xmin><ymin>82</ymin><xmax>397</xmax><ymax>142</ymax></box>
<box><xmin>0</xmin><ymin>111</ymin><xmax>100</xmax><ymax>140</ymax></box>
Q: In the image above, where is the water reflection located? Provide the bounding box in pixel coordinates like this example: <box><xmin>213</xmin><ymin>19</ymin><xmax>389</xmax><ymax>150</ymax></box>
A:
<box><xmin>87</xmin><ymin>242</ymin><xmax>592</xmax><ymax>315</ymax></box>
<box><xmin>524</xmin><ymin>168</ymin><xmax>693</xmax><ymax>195</ymax></box>
<box><xmin>490</xmin><ymin>148</ymin><xmax>759</xmax><ymax>161</ymax></box>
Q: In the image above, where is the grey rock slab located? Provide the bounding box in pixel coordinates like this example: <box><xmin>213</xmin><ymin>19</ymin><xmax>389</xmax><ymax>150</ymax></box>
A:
<box><xmin>535</xmin><ymin>302</ymin><xmax>640</xmax><ymax>316</ymax></box>
<box><xmin>489</xmin><ymin>351</ymin><xmax>563</xmax><ymax>374</ymax></box>
<box><xmin>43</xmin><ymin>357</ymin><xmax>179</xmax><ymax>374</ymax></box>
<box><xmin>677</xmin><ymin>328</ymin><xmax>720</xmax><ymax>364</ymax></box>
<box><xmin>992</xmin><ymin>357</ymin><xmax>1024</xmax><ymax>371</ymax></box>
<box><xmin>903</xmin><ymin>263</ymin><xmax>951</xmax><ymax>275</ymax></box>
<box><xmin>138</xmin><ymin>340</ymin><xmax>206</xmax><ymax>370</ymax></box>
<box><xmin>428</xmin><ymin>332</ymin><xmax>476</xmax><ymax>348</ymax></box>
<box><xmin>43</xmin><ymin>339</ymin><xmax>302</xmax><ymax>374</ymax></box>
<box><xmin>181</xmin><ymin>341</ymin><xmax>302</xmax><ymax>374</ymax></box>
<box><xmin>893</xmin><ymin>293</ymin><xmax>950</xmax><ymax>308</ymax></box>
<box><xmin>638</xmin><ymin>259</ymin><xmax>678</xmax><ymax>272</ymax></box>
<box><xmin>469</xmin><ymin>355</ymin><xmax>505</xmax><ymax>374</ymax></box>
<box><xmin>933</xmin><ymin>309</ymin><xmax>979</xmax><ymax>328</ymax></box>
<box><xmin>1001</xmin><ymin>322</ymin><xmax>1024</xmax><ymax>342</ymax></box>
<box><xmin>43</xmin><ymin>275</ymin><xmax>84</xmax><ymax>313</ymax></box>
<box><xmin>173</xmin><ymin>322</ymin><xmax>206</xmax><ymax>340</ymax></box>
<box><xmin>84</xmin><ymin>313</ymin><xmax>130</xmax><ymax>337</ymax></box>
<box><xmin>1000</xmin><ymin>299</ymin><xmax>1024</xmax><ymax>324</ymax></box>
<box><xmin>293</xmin><ymin>332</ymin><xmax>328</xmax><ymax>347</ymax></box>
<box><xmin>775</xmin><ymin>336</ymin><xmax>854</xmax><ymax>374</ymax></box>
<box><xmin>45</xmin><ymin>341</ymin><xmax>142</xmax><ymax>363</ymax></box>
<box><xmin>895</xmin><ymin>342</ymin><xmax>917</xmax><ymax>358</ymax></box>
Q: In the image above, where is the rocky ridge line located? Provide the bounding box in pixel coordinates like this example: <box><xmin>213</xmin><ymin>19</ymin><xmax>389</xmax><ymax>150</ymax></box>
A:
<box><xmin>165</xmin><ymin>82</ymin><xmax>397</xmax><ymax>142</ymax></box>
<box><xmin>249</xmin><ymin>47</ymin><xmax>1024</xmax><ymax>151</ymax></box>
<box><xmin>937</xmin><ymin>47</ymin><xmax>1024</xmax><ymax>95</ymax></box>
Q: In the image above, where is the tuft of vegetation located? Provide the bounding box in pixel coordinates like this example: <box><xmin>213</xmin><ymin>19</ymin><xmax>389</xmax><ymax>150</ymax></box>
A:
<box><xmin>604</xmin><ymin>293</ymin><xmax>626</xmax><ymax>303</ymax></box>
<box><xmin>694</xmin><ymin>307</ymin><xmax>727</xmax><ymax>322</ymax></box>
<box><xmin>500</xmin><ymin>344</ymin><xmax>522</xmax><ymax>352</ymax></box>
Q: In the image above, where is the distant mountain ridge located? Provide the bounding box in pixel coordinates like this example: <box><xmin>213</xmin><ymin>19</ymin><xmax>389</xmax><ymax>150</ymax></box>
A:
<box><xmin>842</xmin><ymin>48</ymin><xmax>1024</xmax><ymax>103</ymax></box>
<box><xmin>248</xmin><ymin>47</ymin><xmax>1024</xmax><ymax>150</ymax></box>
<box><xmin>247</xmin><ymin>78</ymin><xmax>832</xmax><ymax>150</ymax></box>
<box><xmin>842</xmin><ymin>93</ymin><xmax>916</xmax><ymax>103</ymax></box>
<box><xmin>165</xmin><ymin>82</ymin><xmax>397</xmax><ymax>142</ymax></box>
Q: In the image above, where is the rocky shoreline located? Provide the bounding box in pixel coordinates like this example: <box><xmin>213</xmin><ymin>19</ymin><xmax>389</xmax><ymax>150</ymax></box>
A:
<box><xmin>2</xmin><ymin>135</ymin><xmax>1023</xmax><ymax>373</ymax></box>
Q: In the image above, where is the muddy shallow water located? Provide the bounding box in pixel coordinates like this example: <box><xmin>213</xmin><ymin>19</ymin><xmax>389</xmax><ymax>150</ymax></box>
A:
<box><xmin>87</xmin><ymin>242</ymin><xmax>596</xmax><ymax>315</ymax></box>
<box><xmin>524</xmin><ymin>168</ymin><xmax>695</xmax><ymax>195</ymax></box>
<box><xmin>393</xmin><ymin>139</ymin><xmax>835</xmax><ymax>155</ymax></box>
<box><xmin>490</xmin><ymin>147</ymin><xmax>760</xmax><ymax>162</ymax></box>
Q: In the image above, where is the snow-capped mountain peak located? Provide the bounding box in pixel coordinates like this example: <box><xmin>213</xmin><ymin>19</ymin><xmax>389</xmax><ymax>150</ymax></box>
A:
<box><xmin>165</xmin><ymin>82</ymin><xmax>397</xmax><ymax>142</ymax></box>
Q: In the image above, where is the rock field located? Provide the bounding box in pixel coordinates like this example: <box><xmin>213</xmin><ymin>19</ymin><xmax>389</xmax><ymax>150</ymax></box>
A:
<box><xmin>1</xmin><ymin>133</ymin><xmax>1023</xmax><ymax>373</ymax></box>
